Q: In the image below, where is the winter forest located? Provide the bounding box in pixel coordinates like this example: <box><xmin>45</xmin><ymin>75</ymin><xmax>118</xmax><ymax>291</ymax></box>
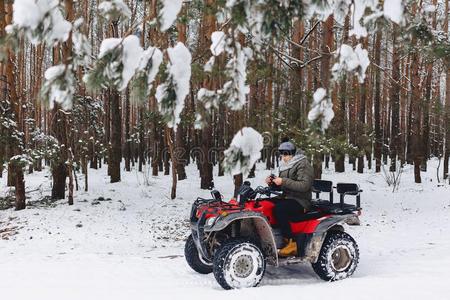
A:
<box><xmin>0</xmin><ymin>0</ymin><xmax>450</xmax><ymax>298</ymax></box>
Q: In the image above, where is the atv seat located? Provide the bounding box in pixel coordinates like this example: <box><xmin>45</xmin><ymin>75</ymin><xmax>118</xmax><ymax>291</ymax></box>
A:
<box><xmin>312</xmin><ymin>179</ymin><xmax>334</xmax><ymax>203</ymax></box>
<box><xmin>289</xmin><ymin>210</ymin><xmax>328</xmax><ymax>222</ymax></box>
<box><xmin>311</xmin><ymin>200</ymin><xmax>358</xmax><ymax>214</ymax></box>
<box><xmin>336</xmin><ymin>183</ymin><xmax>362</xmax><ymax>209</ymax></box>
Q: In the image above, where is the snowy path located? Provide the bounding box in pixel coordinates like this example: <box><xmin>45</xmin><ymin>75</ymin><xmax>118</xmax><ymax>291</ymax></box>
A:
<box><xmin>1</xmin><ymin>162</ymin><xmax>450</xmax><ymax>300</ymax></box>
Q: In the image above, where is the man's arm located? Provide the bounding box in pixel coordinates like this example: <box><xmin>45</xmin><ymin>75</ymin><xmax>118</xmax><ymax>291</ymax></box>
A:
<box><xmin>281</xmin><ymin>160</ymin><xmax>314</xmax><ymax>193</ymax></box>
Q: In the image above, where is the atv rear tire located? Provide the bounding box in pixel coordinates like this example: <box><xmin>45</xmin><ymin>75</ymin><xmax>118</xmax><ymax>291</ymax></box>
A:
<box><xmin>312</xmin><ymin>231</ymin><xmax>359</xmax><ymax>281</ymax></box>
<box><xmin>213</xmin><ymin>238</ymin><xmax>265</xmax><ymax>290</ymax></box>
<box><xmin>184</xmin><ymin>235</ymin><xmax>213</xmax><ymax>274</ymax></box>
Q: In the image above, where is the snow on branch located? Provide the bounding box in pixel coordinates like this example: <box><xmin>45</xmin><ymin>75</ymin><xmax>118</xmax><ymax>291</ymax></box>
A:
<box><xmin>98</xmin><ymin>0</ymin><xmax>131</xmax><ymax>21</ymax></box>
<box><xmin>308</xmin><ymin>88</ymin><xmax>335</xmax><ymax>132</ymax></box>
<box><xmin>223</xmin><ymin>42</ymin><xmax>253</xmax><ymax>111</ymax></box>
<box><xmin>210</xmin><ymin>31</ymin><xmax>226</xmax><ymax>56</ymax></box>
<box><xmin>84</xmin><ymin>35</ymin><xmax>143</xmax><ymax>92</ymax></box>
<box><xmin>197</xmin><ymin>30</ymin><xmax>253</xmax><ymax>125</ymax></box>
<box><xmin>295</xmin><ymin>1</ymin><xmax>405</xmax><ymax>39</ymax></box>
<box><xmin>156</xmin><ymin>42</ymin><xmax>192</xmax><ymax>128</ymax></box>
<box><xmin>40</xmin><ymin>64</ymin><xmax>76</xmax><ymax>111</ymax></box>
<box><xmin>332</xmin><ymin>43</ymin><xmax>370</xmax><ymax>84</ymax></box>
<box><xmin>383</xmin><ymin>0</ymin><xmax>404</xmax><ymax>24</ymax></box>
<box><xmin>159</xmin><ymin>0</ymin><xmax>183</xmax><ymax>32</ymax></box>
<box><xmin>72</xmin><ymin>18</ymin><xmax>92</xmax><ymax>67</ymax></box>
<box><xmin>222</xmin><ymin>127</ymin><xmax>264</xmax><ymax>176</ymax></box>
<box><xmin>130</xmin><ymin>47</ymin><xmax>163</xmax><ymax>104</ymax></box>
<box><xmin>6</xmin><ymin>0</ymin><xmax>72</xmax><ymax>45</ymax></box>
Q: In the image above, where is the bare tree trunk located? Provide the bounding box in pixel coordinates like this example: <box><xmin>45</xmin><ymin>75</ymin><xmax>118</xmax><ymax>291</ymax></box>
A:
<box><xmin>444</xmin><ymin>0</ymin><xmax>450</xmax><ymax>181</ymax></box>
<box><xmin>390</xmin><ymin>24</ymin><xmax>400</xmax><ymax>172</ymax></box>
<box><xmin>334</xmin><ymin>16</ymin><xmax>349</xmax><ymax>173</ymax></box>
<box><xmin>421</xmin><ymin>0</ymin><xmax>437</xmax><ymax>172</ymax></box>
<box><xmin>109</xmin><ymin>20</ymin><xmax>122</xmax><ymax>183</ymax></box>
<box><xmin>4</xmin><ymin>2</ymin><xmax>26</xmax><ymax>209</ymax></box>
<box><xmin>410</xmin><ymin>3</ymin><xmax>422</xmax><ymax>183</ymax></box>
<box><xmin>199</xmin><ymin>0</ymin><xmax>216</xmax><ymax>189</ymax></box>
<box><xmin>124</xmin><ymin>88</ymin><xmax>131</xmax><ymax>172</ymax></box>
<box><xmin>165</xmin><ymin>127</ymin><xmax>177</xmax><ymax>199</ymax></box>
<box><xmin>374</xmin><ymin>29</ymin><xmax>382</xmax><ymax>172</ymax></box>
<box><xmin>316</xmin><ymin>15</ymin><xmax>334</xmax><ymax>179</ymax></box>
<box><xmin>174</xmin><ymin>4</ymin><xmax>187</xmax><ymax>181</ymax></box>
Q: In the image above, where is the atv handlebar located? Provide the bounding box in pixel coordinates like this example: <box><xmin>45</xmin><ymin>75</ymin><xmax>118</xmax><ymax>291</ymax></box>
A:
<box><xmin>254</xmin><ymin>186</ymin><xmax>283</xmax><ymax>197</ymax></box>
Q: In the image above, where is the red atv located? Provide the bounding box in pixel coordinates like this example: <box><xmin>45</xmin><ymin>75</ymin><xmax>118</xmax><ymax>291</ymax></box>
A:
<box><xmin>184</xmin><ymin>179</ymin><xmax>362</xmax><ymax>290</ymax></box>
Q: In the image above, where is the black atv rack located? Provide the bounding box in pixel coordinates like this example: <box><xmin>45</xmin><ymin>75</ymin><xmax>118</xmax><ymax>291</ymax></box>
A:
<box><xmin>312</xmin><ymin>180</ymin><xmax>362</xmax><ymax>214</ymax></box>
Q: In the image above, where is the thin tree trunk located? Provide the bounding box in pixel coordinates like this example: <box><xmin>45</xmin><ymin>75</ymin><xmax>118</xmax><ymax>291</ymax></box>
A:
<box><xmin>316</xmin><ymin>15</ymin><xmax>334</xmax><ymax>179</ymax></box>
<box><xmin>4</xmin><ymin>2</ymin><xmax>26</xmax><ymax>209</ymax></box>
<box><xmin>444</xmin><ymin>0</ymin><xmax>450</xmax><ymax>181</ymax></box>
<box><xmin>410</xmin><ymin>3</ymin><xmax>422</xmax><ymax>183</ymax></box>
<box><xmin>125</xmin><ymin>88</ymin><xmax>131</xmax><ymax>172</ymax></box>
<box><xmin>165</xmin><ymin>127</ymin><xmax>177</xmax><ymax>199</ymax></box>
<box><xmin>390</xmin><ymin>24</ymin><xmax>400</xmax><ymax>172</ymax></box>
<box><xmin>374</xmin><ymin>29</ymin><xmax>382</xmax><ymax>172</ymax></box>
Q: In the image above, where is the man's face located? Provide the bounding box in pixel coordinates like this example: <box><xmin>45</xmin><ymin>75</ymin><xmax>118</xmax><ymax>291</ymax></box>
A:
<box><xmin>281</xmin><ymin>153</ymin><xmax>293</xmax><ymax>163</ymax></box>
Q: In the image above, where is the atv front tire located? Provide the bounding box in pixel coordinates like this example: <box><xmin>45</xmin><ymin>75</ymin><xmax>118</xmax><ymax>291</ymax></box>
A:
<box><xmin>184</xmin><ymin>235</ymin><xmax>213</xmax><ymax>274</ymax></box>
<box><xmin>312</xmin><ymin>231</ymin><xmax>359</xmax><ymax>281</ymax></box>
<box><xmin>213</xmin><ymin>238</ymin><xmax>265</xmax><ymax>290</ymax></box>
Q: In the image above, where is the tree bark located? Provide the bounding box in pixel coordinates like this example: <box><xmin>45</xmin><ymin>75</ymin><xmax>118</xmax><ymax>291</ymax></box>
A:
<box><xmin>390</xmin><ymin>25</ymin><xmax>400</xmax><ymax>172</ymax></box>
<box><xmin>109</xmin><ymin>89</ymin><xmax>122</xmax><ymax>182</ymax></box>
<box><xmin>444</xmin><ymin>0</ymin><xmax>450</xmax><ymax>181</ymax></box>
<box><xmin>333</xmin><ymin>16</ymin><xmax>349</xmax><ymax>173</ymax></box>
<box><xmin>198</xmin><ymin>0</ymin><xmax>216</xmax><ymax>189</ymax></box>
<box><xmin>374</xmin><ymin>29</ymin><xmax>382</xmax><ymax>172</ymax></box>
<box><xmin>316</xmin><ymin>15</ymin><xmax>334</xmax><ymax>179</ymax></box>
<box><xmin>410</xmin><ymin>3</ymin><xmax>422</xmax><ymax>183</ymax></box>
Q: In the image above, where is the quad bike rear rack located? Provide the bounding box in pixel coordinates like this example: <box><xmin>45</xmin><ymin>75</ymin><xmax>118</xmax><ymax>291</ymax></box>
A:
<box><xmin>312</xmin><ymin>179</ymin><xmax>362</xmax><ymax>214</ymax></box>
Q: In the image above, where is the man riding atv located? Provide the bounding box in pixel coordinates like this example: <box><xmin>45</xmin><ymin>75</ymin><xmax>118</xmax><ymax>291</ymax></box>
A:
<box><xmin>266</xmin><ymin>141</ymin><xmax>315</xmax><ymax>257</ymax></box>
<box><xmin>185</xmin><ymin>140</ymin><xmax>362</xmax><ymax>289</ymax></box>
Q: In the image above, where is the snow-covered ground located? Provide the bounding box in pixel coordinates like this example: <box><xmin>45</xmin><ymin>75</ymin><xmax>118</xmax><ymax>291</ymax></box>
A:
<box><xmin>1</xmin><ymin>160</ymin><xmax>449</xmax><ymax>300</ymax></box>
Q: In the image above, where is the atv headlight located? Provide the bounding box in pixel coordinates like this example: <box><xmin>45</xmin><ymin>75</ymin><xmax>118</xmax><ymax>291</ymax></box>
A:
<box><xmin>206</xmin><ymin>216</ymin><xmax>217</xmax><ymax>227</ymax></box>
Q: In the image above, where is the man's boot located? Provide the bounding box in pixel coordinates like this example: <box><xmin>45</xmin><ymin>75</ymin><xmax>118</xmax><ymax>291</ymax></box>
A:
<box><xmin>279</xmin><ymin>238</ymin><xmax>297</xmax><ymax>257</ymax></box>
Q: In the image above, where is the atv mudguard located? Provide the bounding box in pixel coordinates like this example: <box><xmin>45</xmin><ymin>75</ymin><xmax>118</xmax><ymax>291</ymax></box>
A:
<box><xmin>304</xmin><ymin>214</ymin><xmax>357</xmax><ymax>263</ymax></box>
<box><xmin>205</xmin><ymin>211</ymin><xmax>279</xmax><ymax>266</ymax></box>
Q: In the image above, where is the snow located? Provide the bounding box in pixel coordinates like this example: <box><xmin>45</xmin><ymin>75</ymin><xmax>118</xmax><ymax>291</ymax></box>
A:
<box><xmin>224</xmin><ymin>44</ymin><xmax>253</xmax><ymax>110</ymax></box>
<box><xmin>167</xmin><ymin>42</ymin><xmax>192</xmax><ymax>108</ymax></box>
<box><xmin>305</xmin><ymin>0</ymin><xmax>334</xmax><ymax>22</ymax></box>
<box><xmin>44</xmin><ymin>64</ymin><xmax>65</xmax><ymax>80</ymax></box>
<box><xmin>10</xmin><ymin>0</ymin><xmax>72</xmax><ymax>45</ymax></box>
<box><xmin>156</xmin><ymin>42</ymin><xmax>192</xmax><ymax>128</ymax></box>
<box><xmin>98</xmin><ymin>35</ymin><xmax>143</xmax><ymax>91</ymax></box>
<box><xmin>11</xmin><ymin>0</ymin><xmax>43</xmax><ymax>30</ymax></box>
<box><xmin>332</xmin><ymin>43</ymin><xmax>370</xmax><ymax>84</ymax></box>
<box><xmin>42</xmin><ymin>64</ymin><xmax>75</xmax><ymax>110</ymax></box>
<box><xmin>349</xmin><ymin>0</ymin><xmax>371</xmax><ymax>38</ymax></box>
<box><xmin>1</xmin><ymin>159</ymin><xmax>450</xmax><ymax>299</ymax></box>
<box><xmin>308</xmin><ymin>88</ymin><xmax>334</xmax><ymax>131</ymax></box>
<box><xmin>98</xmin><ymin>0</ymin><xmax>131</xmax><ymax>20</ymax></box>
<box><xmin>210</xmin><ymin>31</ymin><xmax>226</xmax><ymax>56</ymax></box>
<box><xmin>72</xmin><ymin>19</ymin><xmax>92</xmax><ymax>67</ymax></box>
<box><xmin>137</xmin><ymin>47</ymin><xmax>163</xmax><ymax>87</ymax></box>
<box><xmin>423</xmin><ymin>4</ymin><xmax>436</xmax><ymax>13</ymax></box>
<box><xmin>203</xmin><ymin>56</ymin><xmax>215</xmax><ymax>72</ymax></box>
<box><xmin>159</xmin><ymin>0</ymin><xmax>183</xmax><ymax>31</ymax></box>
<box><xmin>223</xmin><ymin>127</ymin><xmax>264</xmax><ymax>176</ymax></box>
<box><xmin>383</xmin><ymin>0</ymin><xmax>404</xmax><ymax>24</ymax></box>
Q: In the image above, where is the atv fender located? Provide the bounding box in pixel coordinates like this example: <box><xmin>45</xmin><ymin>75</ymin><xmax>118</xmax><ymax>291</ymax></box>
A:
<box><xmin>306</xmin><ymin>214</ymin><xmax>355</xmax><ymax>263</ymax></box>
<box><xmin>205</xmin><ymin>212</ymin><xmax>278</xmax><ymax>266</ymax></box>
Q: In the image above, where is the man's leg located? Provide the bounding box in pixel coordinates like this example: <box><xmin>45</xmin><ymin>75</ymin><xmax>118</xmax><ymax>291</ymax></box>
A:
<box><xmin>274</xmin><ymin>199</ymin><xmax>303</xmax><ymax>238</ymax></box>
